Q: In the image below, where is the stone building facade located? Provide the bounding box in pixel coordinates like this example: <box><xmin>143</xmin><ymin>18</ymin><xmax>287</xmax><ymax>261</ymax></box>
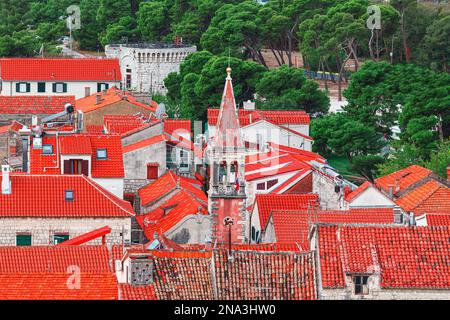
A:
<box><xmin>0</xmin><ymin>217</ymin><xmax>131</xmax><ymax>248</ymax></box>
<box><xmin>105</xmin><ymin>43</ymin><xmax>197</xmax><ymax>94</ymax></box>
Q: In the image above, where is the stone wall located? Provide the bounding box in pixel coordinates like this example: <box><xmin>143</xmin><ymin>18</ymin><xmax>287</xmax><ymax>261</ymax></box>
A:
<box><xmin>0</xmin><ymin>217</ymin><xmax>131</xmax><ymax>247</ymax></box>
<box><xmin>312</xmin><ymin>170</ymin><xmax>343</xmax><ymax>210</ymax></box>
<box><xmin>82</xmin><ymin>100</ymin><xmax>154</xmax><ymax>130</ymax></box>
<box><xmin>105</xmin><ymin>44</ymin><xmax>197</xmax><ymax>94</ymax></box>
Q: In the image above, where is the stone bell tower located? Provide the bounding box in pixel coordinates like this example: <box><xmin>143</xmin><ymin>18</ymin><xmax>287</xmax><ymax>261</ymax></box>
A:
<box><xmin>208</xmin><ymin>67</ymin><xmax>247</xmax><ymax>244</ymax></box>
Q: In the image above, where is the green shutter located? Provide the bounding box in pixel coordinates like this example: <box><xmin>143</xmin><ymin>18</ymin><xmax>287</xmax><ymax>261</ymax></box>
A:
<box><xmin>97</xmin><ymin>83</ymin><xmax>101</xmax><ymax>92</ymax></box>
<box><xmin>26</xmin><ymin>83</ymin><xmax>31</xmax><ymax>92</ymax></box>
<box><xmin>38</xmin><ymin>82</ymin><xmax>46</xmax><ymax>93</ymax></box>
<box><xmin>63</xmin><ymin>83</ymin><xmax>67</xmax><ymax>92</ymax></box>
<box><xmin>52</xmin><ymin>83</ymin><xmax>56</xmax><ymax>92</ymax></box>
<box><xmin>16</xmin><ymin>234</ymin><xmax>32</xmax><ymax>246</ymax></box>
<box><xmin>15</xmin><ymin>83</ymin><xmax>20</xmax><ymax>92</ymax></box>
<box><xmin>105</xmin><ymin>83</ymin><xmax>109</xmax><ymax>90</ymax></box>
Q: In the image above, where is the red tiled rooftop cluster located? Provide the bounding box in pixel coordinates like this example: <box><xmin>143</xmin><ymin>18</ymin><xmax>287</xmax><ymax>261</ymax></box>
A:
<box><xmin>119</xmin><ymin>249</ymin><xmax>316</xmax><ymax>300</ymax></box>
<box><xmin>0</xmin><ymin>174</ymin><xmax>133</xmax><ymax>217</ymax></box>
<box><xmin>0</xmin><ymin>96</ymin><xmax>75</xmax><ymax>114</ymax></box>
<box><xmin>208</xmin><ymin>109</ymin><xmax>310</xmax><ymax>126</ymax></box>
<box><xmin>318</xmin><ymin>225</ymin><xmax>450</xmax><ymax>289</ymax></box>
<box><xmin>0</xmin><ymin>246</ymin><xmax>117</xmax><ymax>300</ymax></box>
<box><xmin>0</xmin><ymin>58</ymin><xmax>121</xmax><ymax>81</ymax></box>
<box><xmin>214</xmin><ymin>250</ymin><xmax>316</xmax><ymax>300</ymax></box>
<box><xmin>270</xmin><ymin>208</ymin><xmax>394</xmax><ymax>250</ymax></box>
<box><xmin>30</xmin><ymin>134</ymin><xmax>124</xmax><ymax>178</ymax></box>
<box><xmin>255</xmin><ymin>194</ymin><xmax>320</xmax><ymax>229</ymax></box>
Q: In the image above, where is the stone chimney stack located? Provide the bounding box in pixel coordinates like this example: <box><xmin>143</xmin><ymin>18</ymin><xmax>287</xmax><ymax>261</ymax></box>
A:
<box><xmin>1</xmin><ymin>165</ymin><xmax>12</xmax><ymax>195</ymax></box>
<box><xmin>96</xmin><ymin>94</ymin><xmax>101</xmax><ymax>105</ymax></box>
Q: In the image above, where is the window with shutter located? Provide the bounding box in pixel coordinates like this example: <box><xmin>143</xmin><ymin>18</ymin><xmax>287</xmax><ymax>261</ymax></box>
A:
<box><xmin>63</xmin><ymin>160</ymin><xmax>71</xmax><ymax>174</ymax></box>
<box><xmin>37</xmin><ymin>82</ymin><xmax>46</xmax><ymax>93</ymax></box>
<box><xmin>147</xmin><ymin>164</ymin><xmax>158</xmax><ymax>179</ymax></box>
<box><xmin>16</xmin><ymin>234</ymin><xmax>32</xmax><ymax>246</ymax></box>
<box><xmin>81</xmin><ymin>160</ymin><xmax>89</xmax><ymax>176</ymax></box>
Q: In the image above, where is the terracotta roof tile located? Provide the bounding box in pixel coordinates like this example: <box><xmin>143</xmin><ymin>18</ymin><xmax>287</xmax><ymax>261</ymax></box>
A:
<box><xmin>255</xmin><ymin>194</ymin><xmax>319</xmax><ymax>229</ymax></box>
<box><xmin>119</xmin><ymin>284</ymin><xmax>156</xmax><ymax>300</ymax></box>
<box><xmin>138</xmin><ymin>171</ymin><xmax>206</xmax><ymax>207</ymax></box>
<box><xmin>0</xmin><ymin>246</ymin><xmax>111</xmax><ymax>273</ymax></box>
<box><xmin>75</xmin><ymin>87</ymin><xmax>157</xmax><ymax>113</ymax></box>
<box><xmin>164</xmin><ymin>119</ymin><xmax>191</xmax><ymax>135</ymax></box>
<box><xmin>122</xmin><ymin>134</ymin><xmax>166</xmax><ymax>153</ymax></box>
<box><xmin>396</xmin><ymin>180</ymin><xmax>450</xmax><ymax>214</ymax></box>
<box><xmin>0</xmin><ymin>58</ymin><xmax>121</xmax><ymax>81</ymax></box>
<box><xmin>0</xmin><ymin>174</ymin><xmax>133</xmax><ymax>217</ymax></box>
<box><xmin>0</xmin><ymin>96</ymin><xmax>75</xmax><ymax>114</ymax></box>
<box><xmin>375</xmin><ymin>165</ymin><xmax>432</xmax><ymax>195</ymax></box>
<box><xmin>30</xmin><ymin>134</ymin><xmax>124</xmax><ymax>178</ymax></box>
<box><xmin>318</xmin><ymin>225</ymin><xmax>450</xmax><ymax>289</ymax></box>
<box><xmin>208</xmin><ymin>109</ymin><xmax>310</xmax><ymax>126</ymax></box>
<box><xmin>270</xmin><ymin>208</ymin><xmax>394</xmax><ymax>250</ymax></box>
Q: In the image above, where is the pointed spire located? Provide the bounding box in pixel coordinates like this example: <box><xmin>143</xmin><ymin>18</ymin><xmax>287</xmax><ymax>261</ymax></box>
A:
<box><xmin>214</xmin><ymin>68</ymin><xmax>243</xmax><ymax>149</ymax></box>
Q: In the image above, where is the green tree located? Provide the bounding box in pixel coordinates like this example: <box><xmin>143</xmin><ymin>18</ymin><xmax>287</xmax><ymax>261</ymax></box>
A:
<box><xmin>255</xmin><ymin>65</ymin><xmax>329</xmax><ymax>113</ymax></box>
<box><xmin>311</xmin><ymin>113</ymin><xmax>385</xmax><ymax>163</ymax></box>
<box><xmin>137</xmin><ymin>0</ymin><xmax>170</xmax><ymax>41</ymax></box>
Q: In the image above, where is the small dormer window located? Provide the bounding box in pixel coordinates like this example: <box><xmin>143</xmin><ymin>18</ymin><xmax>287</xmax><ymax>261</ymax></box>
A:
<box><xmin>96</xmin><ymin>149</ymin><xmax>107</xmax><ymax>160</ymax></box>
<box><xmin>42</xmin><ymin>144</ymin><xmax>53</xmax><ymax>155</ymax></box>
<box><xmin>65</xmin><ymin>190</ymin><xmax>74</xmax><ymax>201</ymax></box>
<box><xmin>354</xmin><ymin>275</ymin><xmax>369</xmax><ymax>295</ymax></box>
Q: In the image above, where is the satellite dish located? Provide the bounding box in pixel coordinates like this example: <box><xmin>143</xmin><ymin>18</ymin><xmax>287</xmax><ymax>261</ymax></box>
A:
<box><xmin>155</xmin><ymin>103</ymin><xmax>166</xmax><ymax>119</ymax></box>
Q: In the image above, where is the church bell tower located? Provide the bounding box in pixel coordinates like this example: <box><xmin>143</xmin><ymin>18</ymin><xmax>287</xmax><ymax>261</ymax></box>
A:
<box><xmin>208</xmin><ymin>67</ymin><xmax>247</xmax><ymax>244</ymax></box>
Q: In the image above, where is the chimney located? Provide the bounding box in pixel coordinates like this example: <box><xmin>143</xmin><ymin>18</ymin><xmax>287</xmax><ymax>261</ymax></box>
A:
<box><xmin>409</xmin><ymin>212</ymin><xmax>416</xmax><ymax>227</ymax></box>
<box><xmin>388</xmin><ymin>185</ymin><xmax>394</xmax><ymax>199</ymax></box>
<box><xmin>102</xmin><ymin>89</ymin><xmax>108</xmax><ymax>96</ymax></box>
<box><xmin>243</xmin><ymin>100</ymin><xmax>255</xmax><ymax>110</ymax></box>
<box><xmin>1</xmin><ymin>165</ymin><xmax>11</xmax><ymax>195</ymax></box>
<box><xmin>96</xmin><ymin>94</ymin><xmax>101</xmax><ymax>105</ymax></box>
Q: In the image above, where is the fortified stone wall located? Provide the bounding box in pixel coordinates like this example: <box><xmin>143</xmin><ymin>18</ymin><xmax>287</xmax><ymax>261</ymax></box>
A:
<box><xmin>105</xmin><ymin>43</ymin><xmax>197</xmax><ymax>94</ymax></box>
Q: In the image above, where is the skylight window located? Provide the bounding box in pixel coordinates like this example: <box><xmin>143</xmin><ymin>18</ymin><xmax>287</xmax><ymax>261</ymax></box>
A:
<box><xmin>96</xmin><ymin>149</ymin><xmax>107</xmax><ymax>160</ymax></box>
<box><xmin>42</xmin><ymin>144</ymin><xmax>53</xmax><ymax>155</ymax></box>
<box><xmin>65</xmin><ymin>190</ymin><xmax>74</xmax><ymax>201</ymax></box>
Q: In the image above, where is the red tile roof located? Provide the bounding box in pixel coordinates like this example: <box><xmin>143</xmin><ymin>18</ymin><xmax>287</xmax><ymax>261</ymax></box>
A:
<box><xmin>119</xmin><ymin>249</ymin><xmax>316</xmax><ymax>300</ymax></box>
<box><xmin>0</xmin><ymin>246</ymin><xmax>111</xmax><ymax>273</ymax></box>
<box><xmin>208</xmin><ymin>109</ymin><xmax>311</xmax><ymax>126</ymax></box>
<box><xmin>375</xmin><ymin>165</ymin><xmax>432</xmax><ymax>195</ymax></box>
<box><xmin>59</xmin><ymin>135</ymin><xmax>92</xmax><ymax>154</ymax></box>
<box><xmin>0</xmin><ymin>58</ymin><xmax>121</xmax><ymax>81</ymax></box>
<box><xmin>75</xmin><ymin>87</ymin><xmax>157</xmax><ymax>113</ymax></box>
<box><xmin>245</xmin><ymin>152</ymin><xmax>312</xmax><ymax>182</ymax></box>
<box><xmin>0</xmin><ymin>245</ymin><xmax>117</xmax><ymax>300</ymax></box>
<box><xmin>270</xmin><ymin>208</ymin><xmax>394</xmax><ymax>250</ymax></box>
<box><xmin>254</xmin><ymin>194</ymin><xmax>319</xmax><ymax>229</ymax></box>
<box><xmin>317</xmin><ymin>225</ymin><xmax>450</xmax><ymax>289</ymax></box>
<box><xmin>122</xmin><ymin>134</ymin><xmax>166</xmax><ymax>153</ymax></box>
<box><xmin>85</xmin><ymin>125</ymin><xmax>104</xmax><ymax>134</ymax></box>
<box><xmin>0</xmin><ymin>96</ymin><xmax>75</xmax><ymax>114</ymax></box>
<box><xmin>119</xmin><ymin>284</ymin><xmax>156</xmax><ymax>300</ymax></box>
<box><xmin>138</xmin><ymin>171</ymin><xmax>205</xmax><ymax>207</ymax></box>
<box><xmin>136</xmin><ymin>190</ymin><xmax>208</xmax><ymax>240</ymax></box>
<box><xmin>0</xmin><ymin>174</ymin><xmax>133</xmax><ymax>217</ymax></box>
<box><xmin>0</xmin><ymin>273</ymin><xmax>118</xmax><ymax>300</ymax></box>
<box><xmin>214</xmin><ymin>250</ymin><xmax>316</xmax><ymax>300</ymax></box>
<box><xmin>0</xmin><ymin>121</ymin><xmax>23</xmax><ymax>134</ymax></box>
<box><xmin>104</xmin><ymin>114</ymin><xmax>158</xmax><ymax>137</ymax></box>
<box><xmin>30</xmin><ymin>134</ymin><xmax>124</xmax><ymax>178</ymax></box>
<box><xmin>163</xmin><ymin>119</ymin><xmax>191</xmax><ymax>135</ymax></box>
<box><xmin>268</xmin><ymin>142</ymin><xmax>326</xmax><ymax>163</ymax></box>
<box><xmin>426</xmin><ymin>213</ymin><xmax>450</xmax><ymax>226</ymax></box>
<box><xmin>396</xmin><ymin>180</ymin><xmax>450</xmax><ymax>214</ymax></box>
<box><xmin>344</xmin><ymin>181</ymin><xmax>372</xmax><ymax>202</ymax></box>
